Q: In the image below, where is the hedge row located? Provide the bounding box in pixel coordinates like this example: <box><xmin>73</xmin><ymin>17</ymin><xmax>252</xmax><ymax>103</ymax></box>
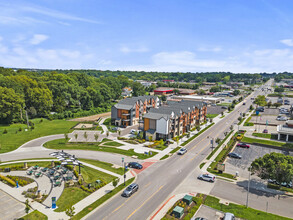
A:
<box><xmin>0</xmin><ymin>174</ymin><xmax>16</xmax><ymax>187</ymax></box>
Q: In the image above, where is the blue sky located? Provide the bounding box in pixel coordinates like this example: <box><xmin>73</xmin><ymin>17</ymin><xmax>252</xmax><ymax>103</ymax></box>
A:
<box><xmin>1</xmin><ymin>0</ymin><xmax>293</xmax><ymax>73</ymax></box>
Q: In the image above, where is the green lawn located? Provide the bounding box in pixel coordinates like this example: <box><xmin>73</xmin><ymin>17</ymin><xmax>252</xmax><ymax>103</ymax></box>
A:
<box><xmin>55</xmin><ymin>187</ymin><xmax>90</xmax><ymax>212</ymax></box>
<box><xmin>102</xmin><ymin>141</ymin><xmax>124</xmax><ymax>147</ymax></box>
<box><xmin>252</xmin><ymin>133</ymin><xmax>272</xmax><ymax>139</ymax></box>
<box><xmin>242</xmin><ymin>136</ymin><xmax>285</xmax><ymax>147</ymax></box>
<box><xmin>243</xmin><ymin>116</ymin><xmax>254</xmax><ymax>126</ymax></box>
<box><xmin>44</xmin><ymin>139</ymin><xmax>157</xmax><ymax>159</ymax></box>
<box><xmin>217</xmin><ymin>103</ymin><xmax>231</xmax><ymax>106</ymax></box>
<box><xmin>0</xmin><ymin>118</ymin><xmax>77</xmax><ymax>153</ymax></box>
<box><xmin>204</xmin><ymin>195</ymin><xmax>291</xmax><ymax>220</ymax></box>
<box><xmin>206</xmin><ymin>114</ymin><xmax>218</xmax><ymax>118</ymax></box>
<box><xmin>72</xmin><ymin>178</ymin><xmax>135</xmax><ymax>220</ymax></box>
<box><xmin>18</xmin><ymin>210</ymin><xmax>48</xmax><ymax>220</ymax></box>
<box><xmin>80</xmin><ymin>159</ymin><xmax>124</xmax><ymax>175</ymax></box>
<box><xmin>160</xmin><ymin>147</ymin><xmax>181</xmax><ymax>160</ymax></box>
<box><xmin>80</xmin><ymin>165</ymin><xmax>115</xmax><ymax>183</ymax></box>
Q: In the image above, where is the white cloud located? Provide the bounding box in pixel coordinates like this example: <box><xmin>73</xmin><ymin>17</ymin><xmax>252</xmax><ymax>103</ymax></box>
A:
<box><xmin>280</xmin><ymin>39</ymin><xmax>293</xmax><ymax>47</ymax></box>
<box><xmin>120</xmin><ymin>46</ymin><xmax>149</xmax><ymax>54</ymax></box>
<box><xmin>30</xmin><ymin>34</ymin><xmax>49</xmax><ymax>45</ymax></box>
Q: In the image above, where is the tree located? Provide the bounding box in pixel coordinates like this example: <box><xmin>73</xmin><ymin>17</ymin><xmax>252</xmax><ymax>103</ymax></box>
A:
<box><xmin>267</xmin><ymin>101</ymin><xmax>272</xmax><ymax>108</ymax></box>
<box><xmin>196</xmin><ymin>125</ymin><xmax>201</xmax><ymax>131</ymax></box>
<box><xmin>233</xmin><ymin>90</ymin><xmax>240</xmax><ymax>96</ymax></box>
<box><xmin>215</xmin><ymin>138</ymin><xmax>221</xmax><ymax>144</ymax></box>
<box><xmin>0</xmin><ymin>86</ymin><xmax>24</xmax><ymax>124</ymax></box>
<box><xmin>197</xmin><ymin>89</ymin><xmax>206</xmax><ymax>95</ymax></box>
<box><xmin>254</xmin><ymin>95</ymin><xmax>267</xmax><ymax>107</ymax></box>
<box><xmin>74</xmin><ymin>133</ymin><xmax>78</xmax><ymax>143</ymax></box>
<box><xmin>274</xmin><ymin>87</ymin><xmax>284</xmax><ymax>93</ymax></box>
<box><xmin>25</xmin><ymin>199</ymin><xmax>30</xmax><ymax>214</ymax></box>
<box><xmin>83</xmin><ymin>132</ymin><xmax>88</xmax><ymax>142</ymax></box>
<box><xmin>132</xmin><ymin>82</ymin><xmax>145</xmax><ymax>96</ymax></box>
<box><xmin>249</xmin><ymin>105</ymin><xmax>254</xmax><ymax>111</ymax></box>
<box><xmin>161</xmin><ymin>95</ymin><xmax>167</xmax><ymax>102</ymax></box>
<box><xmin>221</xmin><ymin>112</ymin><xmax>224</xmax><ymax>116</ymax></box>
<box><xmin>250</xmin><ymin>152</ymin><xmax>293</xmax><ymax>185</ymax></box>
<box><xmin>230</xmin><ymin>125</ymin><xmax>233</xmax><ymax>131</ymax></box>
<box><xmin>65</xmin><ymin>206</ymin><xmax>75</xmax><ymax>219</ymax></box>
<box><xmin>210</xmin><ymin>86</ymin><xmax>221</xmax><ymax>93</ymax></box>
<box><xmin>118</xmin><ymin>129</ymin><xmax>121</xmax><ymax>136</ymax></box>
<box><xmin>238</xmin><ymin>117</ymin><xmax>242</xmax><ymax>123</ymax></box>
<box><xmin>106</xmin><ymin>131</ymin><xmax>109</xmax><ymax>137</ymax></box>
<box><xmin>64</xmin><ymin>133</ymin><xmax>69</xmax><ymax>142</ymax></box>
<box><xmin>273</xmin><ymin>102</ymin><xmax>282</xmax><ymax>108</ymax></box>
<box><xmin>148</xmin><ymin>136</ymin><xmax>153</xmax><ymax>142</ymax></box>
<box><xmin>112</xmin><ymin>178</ymin><xmax>119</xmax><ymax>188</ymax></box>
<box><xmin>94</xmin><ymin>133</ymin><xmax>99</xmax><ymax>142</ymax></box>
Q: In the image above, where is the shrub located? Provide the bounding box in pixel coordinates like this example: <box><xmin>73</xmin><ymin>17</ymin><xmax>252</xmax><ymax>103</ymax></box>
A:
<box><xmin>0</xmin><ymin>174</ymin><xmax>16</xmax><ymax>187</ymax></box>
<box><xmin>19</xmin><ymin>127</ymin><xmax>22</xmax><ymax>132</ymax></box>
<box><xmin>3</xmin><ymin>129</ymin><xmax>7</xmax><ymax>134</ymax></box>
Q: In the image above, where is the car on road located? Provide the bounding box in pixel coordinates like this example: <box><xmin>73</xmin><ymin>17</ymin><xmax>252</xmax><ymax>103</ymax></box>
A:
<box><xmin>197</xmin><ymin>173</ymin><xmax>215</xmax><ymax>182</ymax></box>
<box><xmin>221</xmin><ymin>106</ymin><xmax>228</xmax><ymax>109</ymax></box>
<box><xmin>228</xmin><ymin>152</ymin><xmax>242</xmax><ymax>159</ymax></box>
<box><xmin>263</xmin><ymin>129</ymin><xmax>268</xmax><ymax>133</ymax></box>
<box><xmin>277</xmin><ymin>116</ymin><xmax>287</xmax><ymax>121</ymax></box>
<box><xmin>191</xmin><ymin>218</ymin><xmax>207</xmax><ymax>220</ymax></box>
<box><xmin>177</xmin><ymin>147</ymin><xmax>187</xmax><ymax>155</ymax></box>
<box><xmin>243</xmin><ymin>102</ymin><xmax>246</xmax><ymax>105</ymax></box>
<box><xmin>237</xmin><ymin>143</ymin><xmax>250</xmax><ymax>148</ymax></box>
<box><xmin>122</xmin><ymin>183</ymin><xmax>139</xmax><ymax>197</ymax></box>
<box><xmin>128</xmin><ymin>162</ymin><xmax>143</xmax><ymax>169</ymax></box>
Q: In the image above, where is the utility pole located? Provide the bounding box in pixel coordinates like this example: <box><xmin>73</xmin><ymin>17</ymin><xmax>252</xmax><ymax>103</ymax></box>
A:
<box><xmin>25</xmin><ymin>107</ymin><xmax>30</xmax><ymax>129</ymax></box>
<box><xmin>246</xmin><ymin>168</ymin><xmax>251</xmax><ymax>208</ymax></box>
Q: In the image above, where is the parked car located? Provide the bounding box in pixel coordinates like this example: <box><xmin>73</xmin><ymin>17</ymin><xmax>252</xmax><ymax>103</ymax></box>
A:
<box><xmin>228</xmin><ymin>152</ymin><xmax>242</xmax><ymax>159</ymax></box>
<box><xmin>197</xmin><ymin>173</ymin><xmax>215</xmax><ymax>182</ymax></box>
<box><xmin>263</xmin><ymin>129</ymin><xmax>268</xmax><ymax>133</ymax></box>
<box><xmin>178</xmin><ymin>148</ymin><xmax>187</xmax><ymax>155</ymax></box>
<box><xmin>284</xmin><ymin>100</ymin><xmax>290</xmax><ymax>105</ymax></box>
<box><xmin>277</xmin><ymin>116</ymin><xmax>287</xmax><ymax>121</ymax></box>
<box><xmin>223</xmin><ymin>212</ymin><xmax>235</xmax><ymax>220</ymax></box>
<box><xmin>221</xmin><ymin>106</ymin><xmax>228</xmax><ymax>109</ymax></box>
<box><xmin>122</xmin><ymin>183</ymin><xmax>139</xmax><ymax>197</ymax></box>
<box><xmin>191</xmin><ymin>218</ymin><xmax>207</xmax><ymax>220</ymax></box>
<box><xmin>130</xmin><ymin>129</ymin><xmax>136</xmax><ymax>134</ymax></box>
<box><xmin>237</xmin><ymin>143</ymin><xmax>250</xmax><ymax>148</ymax></box>
<box><xmin>128</xmin><ymin>162</ymin><xmax>143</xmax><ymax>169</ymax></box>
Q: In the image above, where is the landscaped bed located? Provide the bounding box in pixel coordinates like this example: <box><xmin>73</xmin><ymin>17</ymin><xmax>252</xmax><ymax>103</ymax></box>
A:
<box><xmin>80</xmin><ymin>159</ymin><xmax>125</xmax><ymax>175</ymax></box>
<box><xmin>18</xmin><ymin>210</ymin><xmax>48</xmax><ymax>220</ymax></box>
<box><xmin>161</xmin><ymin>193</ymin><xmax>205</xmax><ymax>220</ymax></box>
<box><xmin>44</xmin><ymin>139</ymin><xmax>157</xmax><ymax>159</ymax></box>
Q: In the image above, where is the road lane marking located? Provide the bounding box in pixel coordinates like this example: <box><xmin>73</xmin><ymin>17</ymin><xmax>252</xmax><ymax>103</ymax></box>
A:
<box><xmin>144</xmin><ymin>182</ymin><xmax>151</xmax><ymax>188</ymax></box>
<box><xmin>125</xmin><ymin>185</ymin><xmax>165</xmax><ymax>220</ymax></box>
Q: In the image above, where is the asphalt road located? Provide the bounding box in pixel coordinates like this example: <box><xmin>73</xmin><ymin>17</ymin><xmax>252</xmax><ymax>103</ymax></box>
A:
<box><xmin>86</xmin><ymin>84</ymin><xmax>270</xmax><ymax>220</ymax></box>
<box><xmin>211</xmin><ymin>180</ymin><xmax>293</xmax><ymax>219</ymax></box>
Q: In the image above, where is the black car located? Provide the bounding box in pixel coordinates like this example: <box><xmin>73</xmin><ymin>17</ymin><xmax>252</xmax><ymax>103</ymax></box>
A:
<box><xmin>128</xmin><ymin>162</ymin><xmax>143</xmax><ymax>169</ymax></box>
<box><xmin>122</xmin><ymin>183</ymin><xmax>139</xmax><ymax>197</ymax></box>
<box><xmin>228</xmin><ymin>152</ymin><xmax>242</xmax><ymax>159</ymax></box>
<box><xmin>221</xmin><ymin>106</ymin><xmax>228</xmax><ymax>109</ymax></box>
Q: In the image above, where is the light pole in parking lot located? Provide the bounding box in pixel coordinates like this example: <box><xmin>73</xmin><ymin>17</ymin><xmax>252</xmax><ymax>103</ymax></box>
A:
<box><xmin>246</xmin><ymin>166</ymin><xmax>251</xmax><ymax>208</ymax></box>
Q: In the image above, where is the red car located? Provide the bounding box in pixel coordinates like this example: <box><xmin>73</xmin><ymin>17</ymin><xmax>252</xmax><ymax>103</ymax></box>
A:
<box><xmin>263</xmin><ymin>129</ymin><xmax>268</xmax><ymax>133</ymax></box>
<box><xmin>237</xmin><ymin>143</ymin><xmax>250</xmax><ymax>148</ymax></box>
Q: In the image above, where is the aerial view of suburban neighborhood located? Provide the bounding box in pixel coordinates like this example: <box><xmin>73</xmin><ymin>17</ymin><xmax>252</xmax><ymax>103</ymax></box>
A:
<box><xmin>1</xmin><ymin>1</ymin><xmax>293</xmax><ymax>220</ymax></box>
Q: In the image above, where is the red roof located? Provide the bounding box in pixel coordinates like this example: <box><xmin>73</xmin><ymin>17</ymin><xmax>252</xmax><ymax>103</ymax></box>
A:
<box><xmin>154</xmin><ymin>89</ymin><xmax>174</xmax><ymax>92</ymax></box>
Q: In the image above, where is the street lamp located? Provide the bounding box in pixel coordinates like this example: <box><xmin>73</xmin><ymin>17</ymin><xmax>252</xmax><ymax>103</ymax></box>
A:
<box><xmin>246</xmin><ymin>166</ymin><xmax>251</xmax><ymax>208</ymax></box>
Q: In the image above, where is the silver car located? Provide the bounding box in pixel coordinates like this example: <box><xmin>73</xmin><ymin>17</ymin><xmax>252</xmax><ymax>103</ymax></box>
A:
<box><xmin>197</xmin><ymin>173</ymin><xmax>215</xmax><ymax>182</ymax></box>
<box><xmin>177</xmin><ymin>148</ymin><xmax>187</xmax><ymax>155</ymax></box>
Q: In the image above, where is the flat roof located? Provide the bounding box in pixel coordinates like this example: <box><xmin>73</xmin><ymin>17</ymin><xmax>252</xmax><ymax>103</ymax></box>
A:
<box><xmin>173</xmin><ymin>95</ymin><xmax>220</xmax><ymax>101</ymax></box>
<box><xmin>154</xmin><ymin>87</ymin><xmax>174</xmax><ymax>92</ymax></box>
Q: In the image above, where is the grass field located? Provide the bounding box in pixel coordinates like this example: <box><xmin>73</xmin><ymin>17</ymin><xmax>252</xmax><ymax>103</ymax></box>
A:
<box><xmin>80</xmin><ymin>159</ymin><xmax>124</xmax><ymax>175</ymax></box>
<box><xmin>55</xmin><ymin>187</ymin><xmax>90</xmax><ymax>212</ymax></box>
<box><xmin>79</xmin><ymin>165</ymin><xmax>115</xmax><ymax>183</ymax></box>
<box><xmin>206</xmin><ymin>114</ymin><xmax>218</xmax><ymax>118</ymax></box>
<box><xmin>44</xmin><ymin>139</ymin><xmax>157</xmax><ymax>159</ymax></box>
<box><xmin>0</xmin><ymin>118</ymin><xmax>77</xmax><ymax>153</ymax></box>
<box><xmin>242</xmin><ymin>136</ymin><xmax>285</xmax><ymax>147</ymax></box>
<box><xmin>204</xmin><ymin>196</ymin><xmax>291</xmax><ymax>220</ymax></box>
<box><xmin>18</xmin><ymin>210</ymin><xmax>48</xmax><ymax>220</ymax></box>
<box><xmin>252</xmin><ymin>133</ymin><xmax>272</xmax><ymax>139</ymax></box>
<box><xmin>102</xmin><ymin>141</ymin><xmax>124</xmax><ymax>147</ymax></box>
<box><xmin>159</xmin><ymin>147</ymin><xmax>181</xmax><ymax>160</ymax></box>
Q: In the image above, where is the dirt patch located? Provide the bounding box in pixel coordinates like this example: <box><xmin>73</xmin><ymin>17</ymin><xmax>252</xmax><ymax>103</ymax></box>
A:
<box><xmin>73</xmin><ymin>123</ymin><xmax>94</xmax><ymax>129</ymax></box>
<box><xmin>70</xmin><ymin>112</ymin><xmax>111</xmax><ymax>122</ymax></box>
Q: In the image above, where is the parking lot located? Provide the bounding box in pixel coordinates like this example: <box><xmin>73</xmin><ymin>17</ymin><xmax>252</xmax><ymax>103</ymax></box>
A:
<box><xmin>207</xmin><ymin>105</ymin><xmax>225</xmax><ymax>115</ymax></box>
<box><xmin>0</xmin><ymin>189</ymin><xmax>25</xmax><ymax>220</ymax></box>
<box><xmin>225</xmin><ymin>144</ymin><xmax>293</xmax><ymax>178</ymax></box>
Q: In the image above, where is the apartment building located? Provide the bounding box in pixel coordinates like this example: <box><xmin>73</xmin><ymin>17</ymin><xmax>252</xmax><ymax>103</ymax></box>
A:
<box><xmin>143</xmin><ymin>100</ymin><xmax>207</xmax><ymax>140</ymax></box>
<box><xmin>111</xmin><ymin>96</ymin><xmax>160</xmax><ymax>127</ymax></box>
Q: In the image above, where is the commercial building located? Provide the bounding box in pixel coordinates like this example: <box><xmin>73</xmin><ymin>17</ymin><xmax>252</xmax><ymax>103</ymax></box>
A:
<box><xmin>172</xmin><ymin>95</ymin><xmax>220</xmax><ymax>104</ymax></box>
<box><xmin>154</xmin><ymin>87</ymin><xmax>174</xmax><ymax>95</ymax></box>
<box><xmin>111</xmin><ymin>96</ymin><xmax>160</xmax><ymax>127</ymax></box>
<box><xmin>143</xmin><ymin>100</ymin><xmax>207</xmax><ymax>140</ymax></box>
<box><xmin>277</xmin><ymin>120</ymin><xmax>293</xmax><ymax>142</ymax></box>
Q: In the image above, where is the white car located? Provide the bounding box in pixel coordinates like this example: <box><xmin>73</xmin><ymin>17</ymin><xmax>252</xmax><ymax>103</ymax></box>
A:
<box><xmin>177</xmin><ymin>148</ymin><xmax>187</xmax><ymax>155</ymax></box>
<box><xmin>130</xmin><ymin>129</ymin><xmax>136</xmax><ymax>134</ymax></box>
<box><xmin>197</xmin><ymin>173</ymin><xmax>215</xmax><ymax>182</ymax></box>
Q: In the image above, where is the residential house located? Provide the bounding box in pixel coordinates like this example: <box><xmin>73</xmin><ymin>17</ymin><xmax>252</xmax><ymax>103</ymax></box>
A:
<box><xmin>121</xmin><ymin>87</ymin><xmax>132</xmax><ymax>98</ymax></box>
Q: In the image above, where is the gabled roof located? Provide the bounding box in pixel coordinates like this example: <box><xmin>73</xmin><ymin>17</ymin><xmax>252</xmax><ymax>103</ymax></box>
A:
<box><xmin>114</xmin><ymin>95</ymin><xmax>158</xmax><ymax>110</ymax></box>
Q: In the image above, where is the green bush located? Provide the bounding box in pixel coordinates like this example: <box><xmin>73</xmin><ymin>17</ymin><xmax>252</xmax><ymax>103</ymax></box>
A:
<box><xmin>0</xmin><ymin>174</ymin><xmax>16</xmax><ymax>187</ymax></box>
